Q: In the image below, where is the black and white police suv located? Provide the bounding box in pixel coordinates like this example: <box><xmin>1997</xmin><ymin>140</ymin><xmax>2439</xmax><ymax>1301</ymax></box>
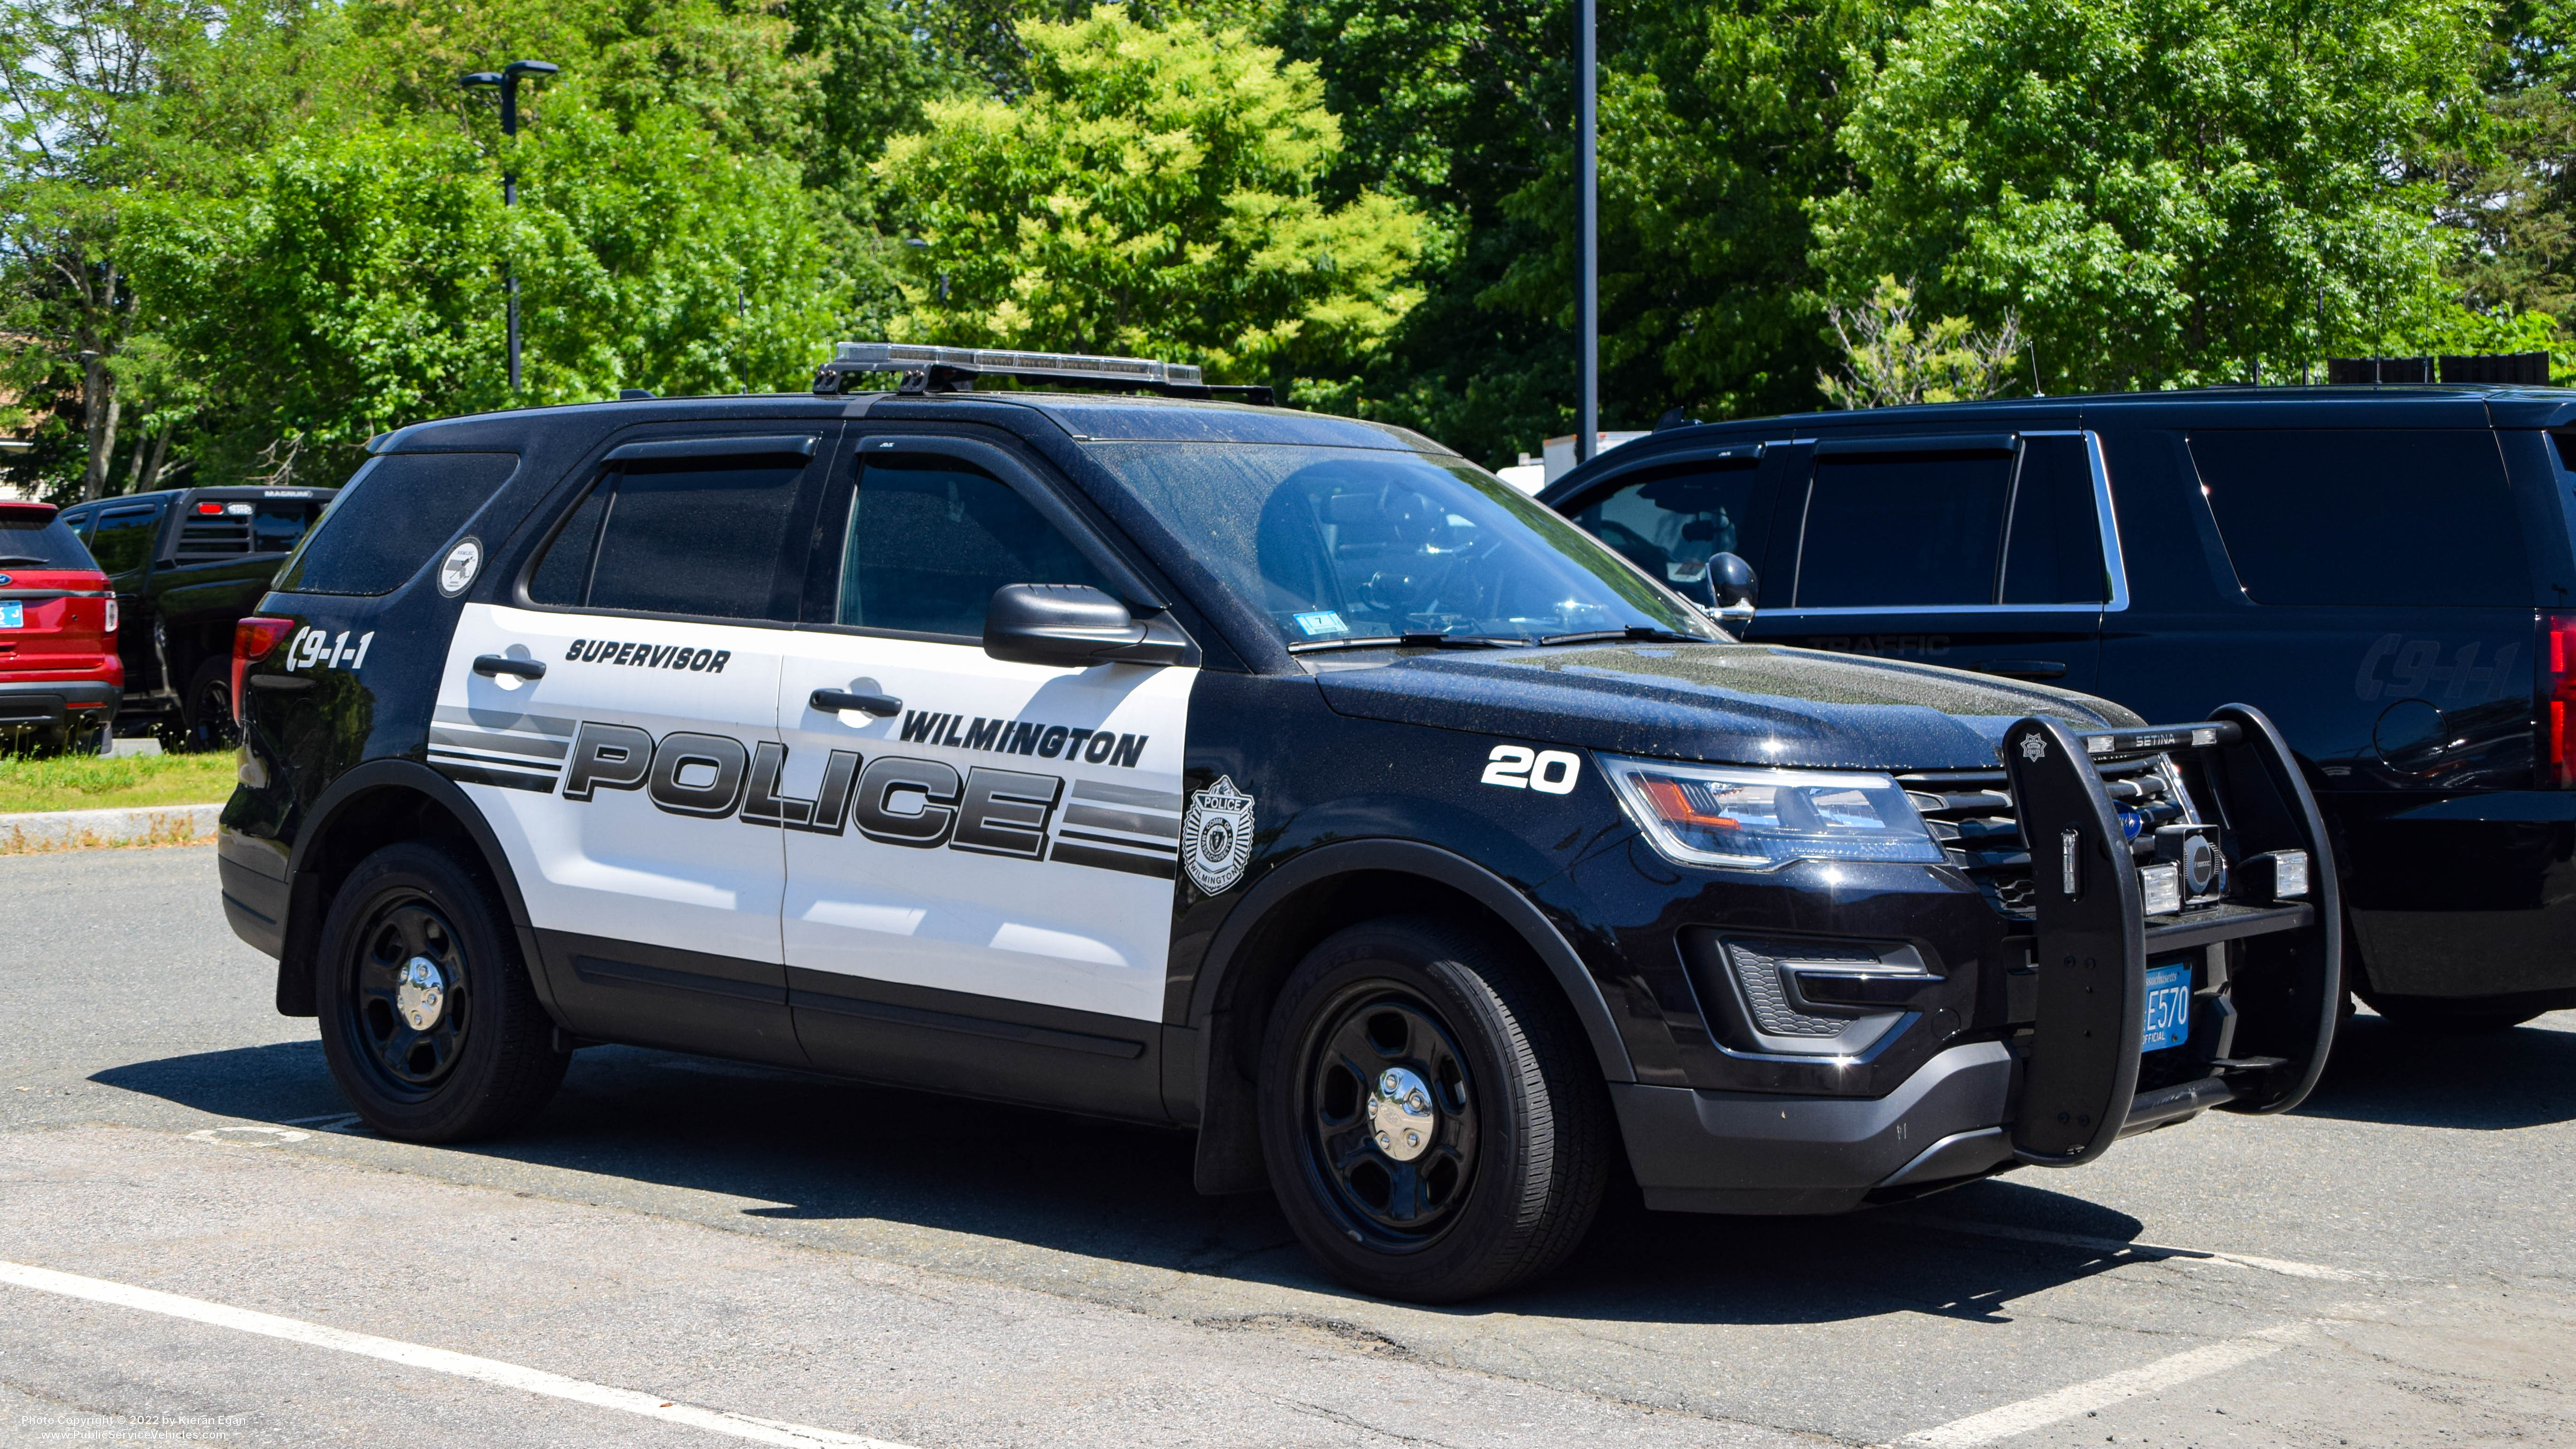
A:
<box><xmin>219</xmin><ymin>344</ymin><xmax>2342</xmax><ymax>1302</ymax></box>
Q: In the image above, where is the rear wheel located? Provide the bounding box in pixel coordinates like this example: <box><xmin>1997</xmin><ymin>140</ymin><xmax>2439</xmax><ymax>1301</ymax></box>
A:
<box><xmin>317</xmin><ymin>841</ymin><xmax>566</xmax><ymax>1141</ymax></box>
<box><xmin>1257</xmin><ymin>916</ymin><xmax>1611</xmax><ymax>1303</ymax></box>
<box><xmin>172</xmin><ymin>658</ymin><xmax>239</xmax><ymax>753</ymax></box>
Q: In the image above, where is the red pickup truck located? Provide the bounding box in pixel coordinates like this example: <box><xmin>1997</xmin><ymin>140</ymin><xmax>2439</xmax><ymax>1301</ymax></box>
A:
<box><xmin>0</xmin><ymin>500</ymin><xmax>123</xmax><ymax>756</ymax></box>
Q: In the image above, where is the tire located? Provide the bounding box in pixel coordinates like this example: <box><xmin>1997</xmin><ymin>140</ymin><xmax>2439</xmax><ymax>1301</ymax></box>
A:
<box><xmin>1256</xmin><ymin>915</ymin><xmax>1612</xmax><ymax>1303</ymax></box>
<box><xmin>2362</xmin><ymin>993</ymin><xmax>2541</xmax><ymax>1036</ymax></box>
<box><xmin>316</xmin><ymin>841</ymin><xmax>567</xmax><ymax>1141</ymax></box>
<box><xmin>172</xmin><ymin>658</ymin><xmax>239</xmax><ymax>753</ymax></box>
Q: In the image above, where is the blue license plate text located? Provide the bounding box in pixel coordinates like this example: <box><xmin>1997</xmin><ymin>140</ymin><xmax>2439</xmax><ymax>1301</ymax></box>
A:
<box><xmin>2142</xmin><ymin>962</ymin><xmax>2192</xmax><ymax>1051</ymax></box>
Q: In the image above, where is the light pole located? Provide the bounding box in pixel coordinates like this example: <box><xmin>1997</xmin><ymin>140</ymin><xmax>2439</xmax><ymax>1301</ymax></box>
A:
<box><xmin>462</xmin><ymin>60</ymin><xmax>559</xmax><ymax>394</ymax></box>
<box><xmin>1575</xmin><ymin>0</ymin><xmax>1598</xmax><ymax>464</ymax></box>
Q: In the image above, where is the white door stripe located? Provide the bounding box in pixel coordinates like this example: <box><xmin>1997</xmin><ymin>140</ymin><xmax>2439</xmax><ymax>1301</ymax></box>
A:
<box><xmin>1893</xmin><ymin>1314</ymin><xmax>2346</xmax><ymax>1448</ymax></box>
<box><xmin>0</xmin><ymin>1260</ymin><xmax>916</xmax><ymax>1449</ymax></box>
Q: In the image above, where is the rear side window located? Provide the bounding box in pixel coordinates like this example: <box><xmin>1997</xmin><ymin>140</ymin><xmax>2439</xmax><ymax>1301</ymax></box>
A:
<box><xmin>835</xmin><ymin>455</ymin><xmax>1116</xmax><ymax>636</ymax></box>
<box><xmin>0</xmin><ymin>512</ymin><xmax>99</xmax><ymax>570</ymax></box>
<box><xmin>85</xmin><ymin>504</ymin><xmax>163</xmax><ymax>575</ymax></box>
<box><xmin>174</xmin><ymin>497</ymin><xmax>329</xmax><ymax>562</ymax></box>
<box><xmin>1568</xmin><ymin>460</ymin><xmax>1760</xmax><ymax>608</ymax></box>
<box><xmin>528</xmin><ymin>453</ymin><xmax>807</xmax><ymax>621</ymax></box>
<box><xmin>2000</xmin><ymin>435</ymin><xmax>2109</xmax><ymax>605</ymax></box>
<box><xmin>2189</xmin><ymin>430</ymin><xmax>2523</xmax><ymax>606</ymax></box>
<box><xmin>1795</xmin><ymin>447</ymin><xmax>2015</xmax><ymax>607</ymax></box>
<box><xmin>279</xmin><ymin>454</ymin><xmax>519</xmax><ymax>596</ymax></box>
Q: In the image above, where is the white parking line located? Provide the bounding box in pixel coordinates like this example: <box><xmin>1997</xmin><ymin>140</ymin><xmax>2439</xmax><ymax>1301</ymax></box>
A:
<box><xmin>1917</xmin><ymin>1218</ymin><xmax>2363</xmax><ymax>1281</ymax></box>
<box><xmin>1893</xmin><ymin>1311</ymin><xmax>2353</xmax><ymax>1447</ymax></box>
<box><xmin>0</xmin><ymin>1260</ymin><xmax>915</xmax><ymax>1449</ymax></box>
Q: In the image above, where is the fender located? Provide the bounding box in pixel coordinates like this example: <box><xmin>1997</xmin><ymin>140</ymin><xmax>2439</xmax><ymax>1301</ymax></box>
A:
<box><xmin>274</xmin><ymin>759</ymin><xmax>553</xmax><ymax>1019</ymax></box>
<box><xmin>1182</xmin><ymin>839</ymin><xmax>1637</xmax><ymax>1195</ymax></box>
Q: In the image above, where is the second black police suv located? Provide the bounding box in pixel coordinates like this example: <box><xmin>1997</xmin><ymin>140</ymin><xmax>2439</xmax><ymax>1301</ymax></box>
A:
<box><xmin>218</xmin><ymin>345</ymin><xmax>2337</xmax><ymax>1303</ymax></box>
<box><xmin>1544</xmin><ymin>384</ymin><xmax>2576</xmax><ymax>1034</ymax></box>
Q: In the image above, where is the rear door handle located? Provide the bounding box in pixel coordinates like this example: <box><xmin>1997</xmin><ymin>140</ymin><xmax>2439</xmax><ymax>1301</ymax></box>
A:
<box><xmin>1975</xmin><ymin>660</ymin><xmax>2068</xmax><ymax>681</ymax></box>
<box><xmin>811</xmin><ymin>687</ymin><xmax>901</xmax><ymax>717</ymax></box>
<box><xmin>474</xmin><ymin>655</ymin><xmax>546</xmax><ymax>680</ymax></box>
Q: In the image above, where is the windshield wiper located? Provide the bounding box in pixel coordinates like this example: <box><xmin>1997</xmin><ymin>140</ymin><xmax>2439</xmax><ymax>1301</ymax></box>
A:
<box><xmin>1537</xmin><ymin>625</ymin><xmax>1710</xmax><ymax>646</ymax></box>
<box><xmin>1288</xmin><ymin>631</ymin><xmax>1537</xmax><ymax>654</ymax></box>
<box><xmin>0</xmin><ymin>554</ymin><xmax>57</xmax><ymax>566</ymax></box>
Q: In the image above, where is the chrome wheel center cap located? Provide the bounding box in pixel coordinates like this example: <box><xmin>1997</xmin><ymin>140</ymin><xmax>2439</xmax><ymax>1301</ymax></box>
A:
<box><xmin>395</xmin><ymin>957</ymin><xmax>448</xmax><ymax>1031</ymax></box>
<box><xmin>1369</xmin><ymin>1066</ymin><xmax>1437</xmax><ymax>1162</ymax></box>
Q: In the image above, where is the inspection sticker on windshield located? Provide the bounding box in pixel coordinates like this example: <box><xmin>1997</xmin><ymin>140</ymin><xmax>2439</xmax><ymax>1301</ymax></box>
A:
<box><xmin>0</xmin><ymin>602</ymin><xmax>19</xmax><ymax>628</ymax></box>
<box><xmin>1293</xmin><ymin>610</ymin><xmax>1349</xmax><ymax>637</ymax></box>
<box><xmin>2142</xmin><ymin>961</ymin><xmax>2192</xmax><ymax>1051</ymax></box>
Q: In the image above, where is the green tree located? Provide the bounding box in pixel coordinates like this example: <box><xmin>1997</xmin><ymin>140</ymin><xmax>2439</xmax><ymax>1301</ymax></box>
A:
<box><xmin>1814</xmin><ymin>0</ymin><xmax>2493</xmax><ymax>391</ymax></box>
<box><xmin>874</xmin><ymin>4</ymin><xmax>1428</xmax><ymax>393</ymax></box>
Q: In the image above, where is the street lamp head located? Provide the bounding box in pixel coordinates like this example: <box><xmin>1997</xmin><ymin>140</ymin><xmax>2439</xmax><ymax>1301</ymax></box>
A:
<box><xmin>503</xmin><ymin>60</ymin><xmax>560</xmax><ymax>80</ymax></box>
<box><xmin>460</xmin><ymin>71</ymin><xmax>503</xmax><ymax>88</ymax></box>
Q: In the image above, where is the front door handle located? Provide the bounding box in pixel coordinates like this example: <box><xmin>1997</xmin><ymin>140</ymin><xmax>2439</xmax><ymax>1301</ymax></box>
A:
<box><xmin>811</xmin><ymin>687</ymin><xmax>901</xmax><ymax>717</ymax></box>
<box><xmin>474</xmin><ymin>655</ymin><xmax>546</xmax><ymax>680</ymax></box>
<box><xmin>1976</xmin><ymin>660</ymin><xmax>2068</xmax><ymax>681</ymax></box>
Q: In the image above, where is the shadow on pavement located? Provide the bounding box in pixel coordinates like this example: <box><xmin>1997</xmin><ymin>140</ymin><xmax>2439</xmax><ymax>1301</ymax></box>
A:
<box><xmin>95</xmin><ymin>1038</ymin><xmax>2194</xmax><ymax>1327</ymax></box>
<box><xmin>2293</xmin><ymin>1010</ymin><xmax>2576</xmax><ymax>1130</ymax></box>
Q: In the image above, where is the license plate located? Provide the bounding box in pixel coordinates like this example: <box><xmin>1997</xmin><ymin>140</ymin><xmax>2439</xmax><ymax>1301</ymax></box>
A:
<box><xmin>0</xmin><ymin>601</ymin><xmax>19</xmax><ymax>629</ymax></box>
<box><xmin>2142</xmin><ymin>962</ymin><xmax>2192</xmax><ymax>1051</ymax></box>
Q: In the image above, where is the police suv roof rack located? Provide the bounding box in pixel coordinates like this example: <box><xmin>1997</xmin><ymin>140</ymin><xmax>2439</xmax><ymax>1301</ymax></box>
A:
<box><xmin>813</xmin><ymin>342</ymin><xmax>1276</xmax><ymax>407</ymax></box>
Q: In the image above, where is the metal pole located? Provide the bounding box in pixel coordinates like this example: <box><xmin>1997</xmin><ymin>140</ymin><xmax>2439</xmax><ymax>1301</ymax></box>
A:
<box><xmin>1575</xmin><ymin>0</ymin><xmax>1598</xmax><ymax>464</ymax></box>
<box><xmin>501</xmin><ymin>78</ymin><xmax>519</xmax><ymax>395</ymax></box>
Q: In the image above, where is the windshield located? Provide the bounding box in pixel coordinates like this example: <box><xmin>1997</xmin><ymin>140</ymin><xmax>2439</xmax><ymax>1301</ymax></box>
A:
<box><xmin>0</xmin><ymin>513</ymin><xmax>99</xmax><ymax>570</ymax></box>
<box><xmin>1087</xmin><ymin>442</ymin><xmax>1719</xmax><ymax>649</ymax></box>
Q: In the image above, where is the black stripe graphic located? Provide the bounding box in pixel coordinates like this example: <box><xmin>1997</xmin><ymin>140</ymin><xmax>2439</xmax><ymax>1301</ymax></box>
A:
<box><xmin>433</xmin><ymin>762</ymin><xmax>560</xmax><ymax>793</ymax></box>
<box><xmin>1048</xmin><ymin>840</ymin><xmax>1178</xmax><ymax>879</ymax></box>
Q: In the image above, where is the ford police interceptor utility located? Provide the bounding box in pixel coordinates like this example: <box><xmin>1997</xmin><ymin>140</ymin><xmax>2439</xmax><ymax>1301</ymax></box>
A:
<box><xmin>218</xmin><ymin>344</ymin><xmax>2341</xmax><ymax>1303</ymax></box>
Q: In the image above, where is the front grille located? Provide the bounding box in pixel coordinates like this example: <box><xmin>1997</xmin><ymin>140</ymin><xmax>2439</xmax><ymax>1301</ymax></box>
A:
<box><xmin>1899</xmin><ymin>752</ymin><xmax>2194</xmax><ymax>919</ymax></box>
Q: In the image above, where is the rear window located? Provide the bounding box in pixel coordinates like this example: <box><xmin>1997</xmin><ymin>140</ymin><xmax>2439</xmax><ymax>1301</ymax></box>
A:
<box><xmin>173</xmin><ymin>496</ymin><xmax>330</xmax><ymax>562</ymax></box>
<box><xmin>278</xmin><ymin>454</ymin><xmax>519</xmax><ymax>596</ymax></box>
<box><xmin>0</xmin><ymin>513</ymin><xmax>99</xmax><ymax>571</ymax></box>
<box><xmin>2189</xmin><ymin>430</ymin><xmax>2524</xmax><ymax>606</ymax></box>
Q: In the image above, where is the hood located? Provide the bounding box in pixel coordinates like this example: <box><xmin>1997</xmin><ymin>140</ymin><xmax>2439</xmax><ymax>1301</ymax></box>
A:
<box><xmin>1310</xmin><ymin>642</ymin><xmax>2143</xmax><ymax>771</ymax></box>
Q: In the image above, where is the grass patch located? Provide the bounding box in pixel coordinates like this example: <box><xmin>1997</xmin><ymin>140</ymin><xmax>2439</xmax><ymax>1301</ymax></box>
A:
<box><xmin>0</xmin><ymin>750</ymin><xmax>240</xmax><ymax>814</ymax></box>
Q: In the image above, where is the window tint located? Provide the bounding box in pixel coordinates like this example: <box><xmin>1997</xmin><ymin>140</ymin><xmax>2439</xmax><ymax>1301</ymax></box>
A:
<box><xmin>2001</xmin><ymin>436</ymin><xmax>2109</xmax><ymax>605</ymax></box>
<box><xmin>583</xmin><ymin>456</ymin><xmax>806</xmax><ymax>619</ymax></box>
<box><xmin>2190</xmin><ymin>430</ymin><xmax>2523</xmax><ymax>606</ymax></box>
<box><xmin>0</xmin><ymin>512</ymin><xmax>100</xmax><ymax>570</ymax></box>
<box><xmin>837</xmin><ymin>455</ymin><xmax>1116</xmax><ymax>635</ymax></box>
<box><xmin>1569</xmin><ymin>461</ymin><xmax>1760</xmax><ymax>608</ymax></box>
<box><xmin>527</xmin><ymin>483</ymin><xmax>609</xmax><ymax>607</ymax></box>
<box><xmin>86</xmin><ymin>505</ymin><xmax>163</xmax><ymax>575</ymax></box>
<box><xmin>176</xmin><ymin>498</ymin><xmax>328</xmax><ymax>563</ymax></box>
<box><xmin>279</xmin><ymin>454</ymin><xmax>519</xmax><ymax>595</ymax></box>
<box><xmin>1795</xmin><ymin>448</ymin><xmax>2014</xmax><ymax>607</ymax></box>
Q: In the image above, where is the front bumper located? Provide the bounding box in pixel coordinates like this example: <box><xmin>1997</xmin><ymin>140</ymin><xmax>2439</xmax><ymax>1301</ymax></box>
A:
<box><xmin>1619</xmin><ymin>704</ymin><xmax>2342</xmax><ymax>1213</ymax></box>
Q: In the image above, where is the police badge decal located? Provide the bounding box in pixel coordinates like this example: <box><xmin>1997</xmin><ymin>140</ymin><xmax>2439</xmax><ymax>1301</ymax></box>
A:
<box><xmin>1182</xmin><ymin>775</ymin><xmax>1256</xmax><ymax>895</ymax></box>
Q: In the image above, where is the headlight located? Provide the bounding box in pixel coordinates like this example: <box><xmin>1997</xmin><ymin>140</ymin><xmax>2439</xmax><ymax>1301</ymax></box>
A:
<box><xmin>1602</xmin><ymin>756</ymin><xmax>1947</xmax><ymax>870</ymax></box>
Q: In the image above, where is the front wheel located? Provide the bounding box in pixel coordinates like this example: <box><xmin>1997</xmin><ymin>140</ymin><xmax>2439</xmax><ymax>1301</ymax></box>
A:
<box><xmin>1257</xmin><ymin>916</ymin><xmax>1611</xmax><ymax>1303</ymax></box>
<box><xmin>316</xmin><ymin>842</ymin><xmax>567</xmax><ymax>1141</ymax></box>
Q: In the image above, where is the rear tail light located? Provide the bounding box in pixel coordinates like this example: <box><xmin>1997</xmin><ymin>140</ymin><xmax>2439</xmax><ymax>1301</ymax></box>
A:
<box><xmin>232</xmin><ymin>616</ymin><xmax>293</xmax><ymax>725</ymax></box>
<box><xmin>102</xmin><ymin>595</ymin><xmax>117</xmax><ymax>635</ymax></box>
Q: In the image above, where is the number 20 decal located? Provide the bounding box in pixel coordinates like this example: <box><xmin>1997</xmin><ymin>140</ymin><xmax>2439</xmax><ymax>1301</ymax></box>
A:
<box><xmin>1482</xmin><ymin>744</ymin><xmax>1580</xmax><ymax>795</ymax></box>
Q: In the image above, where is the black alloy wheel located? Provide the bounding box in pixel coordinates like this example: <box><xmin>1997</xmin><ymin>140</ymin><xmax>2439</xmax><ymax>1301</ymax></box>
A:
<box><xmin>1258</xmin><ymin>916</ymin><xmax>1611</xmax><ymax>1304</ymax></box>
<box><xmin>1298</xmin><ymin>988</ymin><xmax>1481</xmax><ymax>1249</ymax></box>
<box><xmin>178</xmin><ymin>659</ymin><xmax>239</xmax><ymax>753</ymax></box>
<box><xmin>316</xmin><ymin>841</ymin><xmax>567</xmax><ymax>1141</ymax></box>
<box><xmin>347</xmin><ymin>899</ymin><xmax>473</xmax><ymax>1095</ymax></box>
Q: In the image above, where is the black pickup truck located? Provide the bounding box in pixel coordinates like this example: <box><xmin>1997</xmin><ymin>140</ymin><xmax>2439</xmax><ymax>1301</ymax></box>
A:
<box><xmin>56</xmin><ymin>485</ymin><xmax>334</xmax><ymax>750</ymax></box>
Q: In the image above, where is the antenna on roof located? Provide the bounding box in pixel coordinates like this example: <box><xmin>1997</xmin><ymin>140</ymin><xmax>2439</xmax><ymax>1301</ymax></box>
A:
<box><xmin>813</xmin><ymin>343</ymin><xmax>1276</xmax><ymax>406</ymax></box>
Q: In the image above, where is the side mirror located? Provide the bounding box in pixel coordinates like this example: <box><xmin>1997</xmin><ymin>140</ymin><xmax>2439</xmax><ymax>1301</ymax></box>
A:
<box><xmin>984</xmin><ymin>584</ymin><xmax>1187</xmax><ymax>668</ymax></box>
<box><xmin>1706</xmin><ymin>553</ymin><xmax>1757</xmax><ymax>631</ymax></box>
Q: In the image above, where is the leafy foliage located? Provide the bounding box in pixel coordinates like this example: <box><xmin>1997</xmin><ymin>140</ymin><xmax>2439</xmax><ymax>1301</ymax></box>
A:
<box><xmin>1817</xmin><ymin>276</ymin><xmax>2025</xmax><ymax>408</ymax></box>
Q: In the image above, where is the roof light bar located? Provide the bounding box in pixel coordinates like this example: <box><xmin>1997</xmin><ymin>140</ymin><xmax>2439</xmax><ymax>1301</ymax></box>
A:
<box><xmin>814</xmin><ymin>341</ymin><xmax>1274</xmax><ymax>406</ymax></box>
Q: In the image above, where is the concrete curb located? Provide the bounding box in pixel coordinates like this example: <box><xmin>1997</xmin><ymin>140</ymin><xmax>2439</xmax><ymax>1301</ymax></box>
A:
<box><xmin>0</xmin><ymin>803</ymin><xmax>222</xmax><ymax>853</ymax></box>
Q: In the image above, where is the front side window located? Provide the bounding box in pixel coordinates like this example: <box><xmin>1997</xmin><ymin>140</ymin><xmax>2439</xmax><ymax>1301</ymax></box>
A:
<box><xmin>1090</xmin><ymin>443</ymin><xmax>1717</xmax><ymax>648</ymax></box>
<box><xmin>527</xmin><ymin>454</ymin><xmax>806</xmax><ymax>620</ymax></box>
<box><xmin>85</xmin><ymin>505</ymin><xmax>163</xmax><ymax>575</ymax></box>
<box><xmin>1794</xmin><ymin>449</ymin><xmax>2015</xmax><ymax>607</ymax></box>
<box><xmin>1569</xmin><ymin>462</ymin><xmax>1760</xmax><ymax>608</ymax></box>
<box><xmin>2190</xmin><ymin>429</ymin><xmax>2523</xmax><ymax>606</ymax></box>
<box><xmin>834</xmin><ymin>454</ymin><xmax>1116</xmax><ymax>636</ymax></box>
<box><xmin>0</xmin><ymin>512</ymin><xmax>101</xmax><ymax>571</ymax></box>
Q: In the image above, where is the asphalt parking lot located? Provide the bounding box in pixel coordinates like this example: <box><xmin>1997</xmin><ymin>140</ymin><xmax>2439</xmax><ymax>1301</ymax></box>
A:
<box><xmin>3</xmin><ymin>845</ymin><xmax>2572</xmax><ymax>1448</ymax></box>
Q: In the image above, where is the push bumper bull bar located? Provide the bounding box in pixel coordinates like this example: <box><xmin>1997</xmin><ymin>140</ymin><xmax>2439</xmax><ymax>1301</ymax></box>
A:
<box><xmin>2000</xmin><ymin>703</ymin><xmax>2341</xmax><ymax>1167</ymax></box>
